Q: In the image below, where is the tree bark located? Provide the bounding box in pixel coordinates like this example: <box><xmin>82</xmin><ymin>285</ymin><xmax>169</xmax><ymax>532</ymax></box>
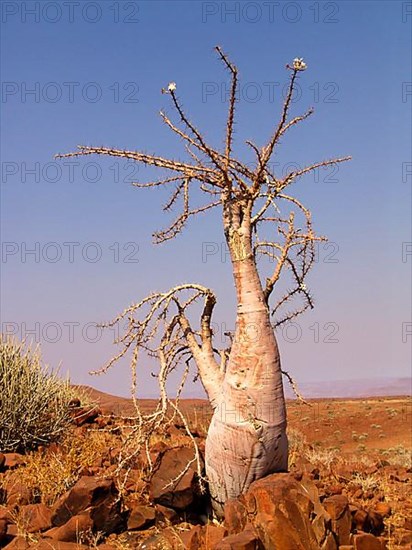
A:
<box><xmin>204</xmin><ymin>214</ymin><xmax>288</xmax><ymax>516</ymax></box>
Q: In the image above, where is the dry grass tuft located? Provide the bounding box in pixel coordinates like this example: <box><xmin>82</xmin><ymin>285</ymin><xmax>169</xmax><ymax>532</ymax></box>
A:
<box><xmin>0</xmin><ymin>336</ymin><xmax>77</xmax><ymax>453</ymax></box>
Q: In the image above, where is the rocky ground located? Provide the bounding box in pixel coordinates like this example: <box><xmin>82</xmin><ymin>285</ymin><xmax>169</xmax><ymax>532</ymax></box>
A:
<box><xmin>0</xmin><ymin>392</ymin><xmax>410</xmax><ymax>549</ymax></box>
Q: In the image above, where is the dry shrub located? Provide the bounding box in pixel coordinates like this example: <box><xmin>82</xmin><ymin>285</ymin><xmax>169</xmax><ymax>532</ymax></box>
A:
<box><xmin>1</xmin><ymin>428</ymin><xmax>116</xmax><ymax>505</ymax></box>
<box><xmin>287</xmin><ymin>427</ymin><xmax>307</xmax><ymax>468</ymax></box>
<box><xmin>305</xmin><ymin>447</ymin><xmax>339</xmax><ymax>469</ymax></box>
<box><xmin>0</xmin><ymin>336</ymin><xmax>75</xmax><ymax>452</ymax></box>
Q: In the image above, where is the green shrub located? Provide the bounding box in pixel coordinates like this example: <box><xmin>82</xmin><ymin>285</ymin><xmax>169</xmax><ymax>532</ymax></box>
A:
<box><xmin>0</xmin><ymin>336</ymin><xmax>74</xmax><ymax>452</ymax></box>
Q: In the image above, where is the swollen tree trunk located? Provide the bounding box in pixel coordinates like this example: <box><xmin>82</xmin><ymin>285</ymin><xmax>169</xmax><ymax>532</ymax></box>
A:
<box><xmin>205</xmin><ymin>216</ymin><xmax>288</xmax><ymax>517</ymax></box>
<box><xmin>56</xmin><ymin>47</ymin><xmax>349</xmax><ymax>522</ymax></box>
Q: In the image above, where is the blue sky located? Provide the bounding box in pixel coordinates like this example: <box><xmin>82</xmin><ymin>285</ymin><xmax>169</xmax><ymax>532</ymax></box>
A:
<box><xmin>1</xmin><ymin>1</ymin><xmax>411</xmax><ymax>397</ymax></box>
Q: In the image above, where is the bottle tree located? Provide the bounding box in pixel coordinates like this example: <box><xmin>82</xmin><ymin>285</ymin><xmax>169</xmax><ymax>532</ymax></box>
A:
<box><xmin>57</xmin><ymin>48</ymin><xmax>350</xmax><ymax>516</ymax></box>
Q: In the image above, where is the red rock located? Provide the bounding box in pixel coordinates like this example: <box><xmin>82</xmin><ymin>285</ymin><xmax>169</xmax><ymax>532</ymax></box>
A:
<box><xmin>0</xmin><ymin>507</ymin><xmax>12</xmax><ymax>522</ymax></box>
<box><xmin>34</xmin><ymin>542</ymin><xmax>89</xmax><ymax>549</ymax></box>
<box><xmin>366</xmin><ymin>510</ymin><xmax>384</xmax><ymax>535</ymax></box>
<box><xmin>45</xmin><ymin>512</ymin><xmax>93</xmax><ymax>542</ymax></box>
<box><xmin>95</xmin><ymin>416</ymin><xmax>109</xmax><ymax>429</ymax></box>
<box><xmin>19</xmin><ymin>503</ymin><xmax>52</xmax><ymax>533</ymax></box>
<box><xmin>6</xmin><ymin>481</ymin><xmax>33</xmax><ymax>506</ymax></box>
<box><xmin>398</xmin><ymin>530</ymin><xmax>412</xmax><ymax>545</ymax></box>
<box><xmin>323</xmin><ymin>495</ymin><xmax>349</xmax><ymax>520</ymax></box>
<box><xmin>224</xmin><ymin>499</ymin><xmax>248</xmax><ymax>535</ymax></box>
<box><xmin>0</xmin><ymin>519</ymin><xmax>7</xmax><ymax>544</ymax></box>
<box><xmin>127</xmin><ymin>505</ymin><xmax>156</xmax><ymax>530</ymax></box>
<box><xmin>6</xmin><ymin>524</ymin><xmax>17</xmax><ymax>537</ymax></box>
<box><xmin>352</xmin><ymin>508</ymin><xmax>369</xmax><ymax>532</ymax></box>
<box><xmin>328</xmin><ymin>484</ymin><xmax>343</xmax><ymax>495</ymax></box>
<box><xmin>123</xmin><ymin>468</ymin><xmax>146</xmax><ymax>493</ymax></box>
<box><xmin>2</xmin><ymin>537</ymin><xmax>29</xmax><ymax>549</ymax></box>
<box><xmin>353</xmin><ymin>532</ymin><xmax>383</xmax><ymax>550</ymax></box>
<box><xmin>3</xmin><ymin>535</ymin><xmax>82</xmax><ymax>550</ymax></box>
<box><xmin>51</xmin><ymin>476</ymin><xmax>116</xmax><ymax>526</ymax></box>
<box><xmin>51</xmin><ymin>476</ymin><xmax>124</xmax><ymax>535</ymax></box>
<box><xmin>215</xmin><ymin>529</ymin><xmax>260</xmax><ymax>550</ymax></box>
<box><xmin>149</xmin><ymin>447</ymin><xmax>203</xmax><ymax>510</ymax></box>
<box><xmin>322</xmin><ymin>532</ymin><xmax>338</xmax><ymax>549</ymax></box>
<box><xmin>148</xmin><ymin>441</ymin><xmax>169</xmax><ymax>468</ymax></box>
<box><xmin>178</xmin><ymin>525</ymin><xmax>203</xmax><ymax>549</ymax></box>
<box><xmin>90</xmin><ymin>493</ymin><xmax>124</xmax><ymax>535</ymax></box>
<box><xmin>403</xmin><ymin>516</ymin><xmax>412</xmax><ymax>530</ymax></box>
<box><xmin>202</xmin><ymin>524</ymin><xmax>227</xmax><ymax>548</ymax></box>
<box><xmin>3</xmin><ymin>454</ymin><xmax>25</xmax><ymax>469</ymax></box>
<box><xmin>155</xmin><ymin>504</ymin><xmax>179</xmax><ymax>524</ymax></box>
<box><xmin>71</xmin><ymin>406</ymin><xmax>101</xmax><ymax>426</ymax></box>
<box><xmin>224</xmin><ymin>473</ymin><xmax>322</xmax><ymax>550</ymax></box>
<box><xmin>323</xmin><ymin>495</ymin><xmax>351</xmax><ymax>545</ymax></box>
<box><xmin>372</xmin><ymin>503</ymin><xmax>391</xmax><ymax>518</ymax></box>
<box><xmin>311</xmin><ymin>512</ymin><xmax>330</xmax><ymax>545</ymax></box>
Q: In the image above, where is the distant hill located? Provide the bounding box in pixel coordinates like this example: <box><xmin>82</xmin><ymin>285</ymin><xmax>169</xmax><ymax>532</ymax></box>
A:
<box><xmin>75</xmin><ymin>377</ymin><xmax>411</xmax><ymax>410</ymax></box>
<box><xmin>283</xmin><ymin>377</ymin><xmax>411</xmax><ymax>399</ymax></box>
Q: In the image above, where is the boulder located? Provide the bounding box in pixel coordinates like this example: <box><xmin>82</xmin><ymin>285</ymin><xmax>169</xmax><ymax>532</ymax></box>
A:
<box><xmin>178</xmin><ymin>525</ymin><xmax>203</xmax><ymax>549</ymax></box>
<box><xmin>127</xmin><ymin>504</ymin><xmax>156</xmax><ymax>530</ymax></box>
<box><xmin>18</xmin><ymin>504</ymin><xmax>52</xmax><ymax>533</ymax></box>
<box><xmin>224</xmin><ymin>473</ymin><xmax>324</xmax><ymax>549</ymax></box>
<box><xmin>321</xmin><ymin>532</ymin><xmax>337</xmax><ymax>550</ymax></box>
<box><xmin>322</xmin><ymin>495</ymin><xmax>351</xmax><ymax>545</ymax></box>
<box><xmin>224</xmin><ymin>499</ymin><xmax>248</xmax><ymax>535</ymax></box>
<box><xmin>372</xmin><ymin>503</ymin><xmax>391</xmax><ymax>518</ymax></box>
<box><xmin>5</xmin><ymin>480</ymin><xmax>34</xmax><ymax>507</ymax></box>
<box><xmin>215</xmin><ymin>529</ymin><xmax>260</xmax><ymax>550</ymax></box>
<box><xmin>52</xmin><ymin>476</ymin><xmax>116</xmax><ymax>525</ymax></box>
<box><xmin>2</xmin><ymin>454</ymin><xmax>25</xmax><ymax>470</ymax></box>
<box><xmin>352</xmin><ymin>508</ymin><xmax>370</xmax><ymax>532</ymax></box>
<box><xmin>149</xmin><ymin>447</ymin><xmax>203</xmax><ymax>511</ymax></box>
<box><xmin>45</xmin><ymin>512</ymin><xmax>93</xmax><ymax>542</ymax></box>
<box><xmin>0</xmin><ymin>519</ymin><xmax>7</xmax><ymax>544</ymax></box>
<box><xmin>71</xmin><ymin>406</ymin><xmax>101</xmax><ymax>426</ymax></box>
<box><xmin>137</xmin><ymin>527</ymin><xmax>181</xmax><ymax>549</ymax></box>
<box><xmin>51</xmin><ymin>476</ymin><xmax>124</xmax><ymax>535</ymax></box>
<box><xmin>202</xmin><ymin>524</ymin><xmax>227</xmax><ymax>548</ymax></box>
<box><xmin>366</xmin><ymin>510</ymin><xmax>384</xmax><ymax>535</ymax></box>
<box><xmin>35</xmin><ymin>542</ymin><xmax>89</xmax><ymax>549</ymax></box>
<box><xmin>155</xmin><ymin>504</ymin><xmax>179</xmax><ymax>524</ymax></box>
<box><xmin>352</xmin><ymin>532</ymin><xmax>385</xmax><ymax>550</ymax></box>
<box><xmin>2</xmin><ymin>537</ymin><xmax>30</xmax><ymax>549</ymax></box>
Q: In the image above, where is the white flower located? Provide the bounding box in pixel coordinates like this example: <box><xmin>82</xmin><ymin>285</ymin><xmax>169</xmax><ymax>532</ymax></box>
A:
<box><xmin>293</xmin><ymin>58</ymin><xmax>307</xmax><ymax>71</ymax></box>
<box><xmin>299</xmin><ymin>282</ymin><xmax>307</xmax><ymax>291</ymax></box>
<box><xmin>168</xmin><ymin>82</ymin><xmax>177</xmax><ymax>92</ymax></box>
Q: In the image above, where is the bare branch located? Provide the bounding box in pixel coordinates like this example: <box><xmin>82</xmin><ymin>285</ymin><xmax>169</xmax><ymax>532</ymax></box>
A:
<box><xmin>55</xmin><ymin>145</ymin><xmax>216</xmax><ymax>182</ymax></box>
<box><xmin>263</xmin><ymin>212</ymin><xmax>296</xmax><ymax>301</ymax></box>
<box><xmin>92</xmin><ymin>284</ymin><xmax>223</xmax><ymax>406</ymax></box>
<box><xmin>278</xmin><ymin>107</ymin><xmax>314</xmax><ymax>139</ymax></box>
<box><xmin>167</xmin><ymin>89</ymin><xmax>226</xmax><ymax>176</ymax></box>
<box><xmin>215</xmin><ymin>46</ymin><xmax>238</xmax><ymax>174</ymax></box>
<box><xmin>281</xmin><ymin>369</ymin><xmax>312</xmax><ymax>406</ymax></box>
<box><xmin>252</xmin><ymin>66</ymin><xmax>300</xmax><ymax>191</ymax></box>
<box><xmin>280</xmin><ymin>156</ymin><xmax>352</xmax><ymax>189</ymax></box>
